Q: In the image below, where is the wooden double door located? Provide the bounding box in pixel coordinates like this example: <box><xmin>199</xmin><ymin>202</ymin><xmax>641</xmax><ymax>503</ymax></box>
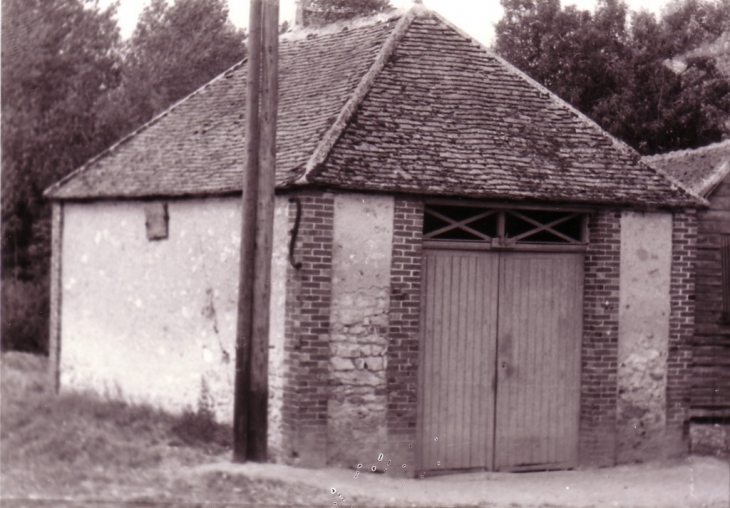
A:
<box><xmin>417</xmin><ymin>249</ymin><xmax>584</xmax><ymax>472</ymax></box>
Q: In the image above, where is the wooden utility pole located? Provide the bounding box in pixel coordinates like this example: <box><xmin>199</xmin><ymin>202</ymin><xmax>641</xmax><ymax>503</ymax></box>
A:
<box><xmin>233</xmin><ymin>0</ymin><xmax>279</xmax><ymax>463</ymax></box>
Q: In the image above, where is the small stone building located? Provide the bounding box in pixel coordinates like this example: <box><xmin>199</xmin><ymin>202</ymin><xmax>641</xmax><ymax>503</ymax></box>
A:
<box><xmin>46</xmin><ymin>7</ymin><xmax>705</xmax><ymax>473</ymax></box>
<box><xmin>645</xmin><ymin>140</ymin><xmax>730</xmax><ymax>455</ymax></box>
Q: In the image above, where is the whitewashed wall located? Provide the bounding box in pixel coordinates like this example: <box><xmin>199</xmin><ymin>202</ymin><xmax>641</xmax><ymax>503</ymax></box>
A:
<box><xmin>59</xmin><ymin>196</ymin><xmax>289</xmax><ymax>448</ymax></box>
<box><xmin>617</xmin><ymin>211</ymin><xmax>673</xmax><ymax>462</ymax></box>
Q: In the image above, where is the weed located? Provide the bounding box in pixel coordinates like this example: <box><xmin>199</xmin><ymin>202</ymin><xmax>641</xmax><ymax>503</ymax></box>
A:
<box><xmin>170</xmin><ymin>378</ymin><xmax>232</xmax><ymax>453</ymax></box>
<box><xmin>1</xmin><ymin>352</ymin><xmax>331</xmax><ymax>505</ymax></box>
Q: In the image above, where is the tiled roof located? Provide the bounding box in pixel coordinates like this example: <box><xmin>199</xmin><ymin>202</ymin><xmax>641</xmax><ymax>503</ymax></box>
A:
<box><xmin>46</xmin><ymin>7</ymin><xmax>703</xmax><ymax>208</ymax></box>
<box><xmin>644</xmin><ymin>139</ymin><xmax>730</xmax><ymax>198</ymax></box>
<box><xmin>47</xmin><ymin>16</ymin><xmax>396</xmax><ymax>198</ymax></box>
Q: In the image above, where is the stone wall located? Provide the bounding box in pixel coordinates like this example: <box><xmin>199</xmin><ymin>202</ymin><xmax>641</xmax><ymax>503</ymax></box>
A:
<box><xmin>617</xmin><ymin>211</ymin><xmax>673</xmax><ymax>462</ymax></box>
<box><xmin>58</xmin><ymin>196</ymin><xmax>289</xmax><ymax>435</ymax></box>
<box><xmin>327</xmin><ymin>193</ymin><xmax>394</xmax><ymax>466</ymax></box>
<box><xmin>691</xmin><ymin>422</ymin><xmax>730</xmax><ymax>457</ymax></box>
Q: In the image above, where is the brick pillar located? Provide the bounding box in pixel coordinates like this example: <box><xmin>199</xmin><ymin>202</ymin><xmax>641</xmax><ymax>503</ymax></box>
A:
<box><xmin>281</xmin><ymin>191</ymin><xmax>334</xmax><ymax>467</ymax></box>
<box><xmin>386</xmin><ymin>197</ymin><xmax>423</xmax><ymax>477</ymax></box>
<box><xmin>580</xmin><ymin>209</ymin><xmax>621</xmax><ymax>466</ymax></box>
<box><xmin>666</xmin><ymin>209</ymin><xmax>698</xmax><ymax>456</ymax></box>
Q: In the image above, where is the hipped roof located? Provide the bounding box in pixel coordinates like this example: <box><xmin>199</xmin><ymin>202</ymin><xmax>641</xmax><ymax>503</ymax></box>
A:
<box><xmin>644</xmin><ymin>139</ymin><xmax>730</xmax><ymax>199</ymax></box>
<box><xmin>46</xmin><ymin>7</ymin><xmax>703</xmax><ymax>208</ymax></box>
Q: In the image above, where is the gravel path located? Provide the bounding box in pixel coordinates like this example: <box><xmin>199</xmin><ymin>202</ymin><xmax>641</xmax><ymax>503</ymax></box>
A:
<box><xmin>193</xmin><ymin>455</ymin><xmax>729</xmax><ymax>507</ymax></box>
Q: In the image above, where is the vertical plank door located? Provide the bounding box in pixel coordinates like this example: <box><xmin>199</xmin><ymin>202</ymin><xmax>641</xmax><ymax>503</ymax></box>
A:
<box><xmin>493</xmin><ymin>252</ymin><xmax>584</xmax><ymax>470</ymax></box>
<box><xmin>418</xmin><ymin>250</ymin><xmax>500</xmax><ymax>471</ymax></box>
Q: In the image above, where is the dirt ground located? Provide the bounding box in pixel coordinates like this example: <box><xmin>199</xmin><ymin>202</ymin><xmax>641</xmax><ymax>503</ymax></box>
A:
<box><xmin>194</xmin><ymin>455</ymin><xmax>730</xmax><ymax>507</ymax></box>
<box><xmin>3</xmin><ymin>352</ymin><xmax>728</xmax><ymax>507</ymax></box>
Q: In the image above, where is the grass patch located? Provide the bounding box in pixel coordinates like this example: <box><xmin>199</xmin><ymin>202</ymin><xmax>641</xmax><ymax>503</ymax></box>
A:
<box><xmin>0</xmin><ymin>352</ymin><xmax>333</xmax><ymax>505</ymax></box>
<box><xmin>1</xmin><ymin>353</ymin><xmax>214</xmax><ymax>475</ymax></box>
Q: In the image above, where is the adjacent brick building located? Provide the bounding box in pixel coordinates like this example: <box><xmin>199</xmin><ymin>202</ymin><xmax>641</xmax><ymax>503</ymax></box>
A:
<box><xmin>45</xmin><ymin>7</ymin><xmax>705</xmax><ymax>474</ymax></box>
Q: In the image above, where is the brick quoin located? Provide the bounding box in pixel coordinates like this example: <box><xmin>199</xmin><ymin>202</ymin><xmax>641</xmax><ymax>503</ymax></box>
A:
<box><xmin>580</xmin><ymin>209</ymin><xmax>621</xmax><ymax>467</ymax></box>
<box><xmin>666</xmin><ymin>209</ymin><xmax>698</xmax><ymax>455</ymax></box>
<box><xmin>281</xmin><ymin>191</ymin><xmax>334</xmax><ymax>466</ymax></box>
<box><xmin>386</xmin><ymin>197</ymin><xmax>424</xmax><ymax>476</ymax></box>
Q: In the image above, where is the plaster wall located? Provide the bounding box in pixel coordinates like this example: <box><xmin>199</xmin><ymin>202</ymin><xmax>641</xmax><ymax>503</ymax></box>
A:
<box><xmin>617</xmin><ymin>211</ymin><xmax>673</xmax><ymax>462</ymax></box>
<box><xmin>267</xmin><ymin>197</ymin><xmax>289</xmax><ymax>461</ymax></box>
<box><xmin>328</xmin><ymin>193</ymin><xmax>394</xmax><ymax>466</ymax></box>
<box><xmin>60</xmin><ymin>196</ymin><xmax>289</xmax><ymax>438</ymax></box>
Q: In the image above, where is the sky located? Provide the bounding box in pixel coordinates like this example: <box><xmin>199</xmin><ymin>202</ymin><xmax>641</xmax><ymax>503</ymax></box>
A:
<box><xmin>105</xmin><ymin>0</ymin><xmax>672</xmax><ymax>46</ymax></box>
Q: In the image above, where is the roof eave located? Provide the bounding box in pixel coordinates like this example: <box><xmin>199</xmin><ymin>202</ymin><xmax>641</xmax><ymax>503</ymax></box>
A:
<box><xmin>43</xmin><ymin>59</ymin><xmax>249</xmax><ymax>200</ymax></box>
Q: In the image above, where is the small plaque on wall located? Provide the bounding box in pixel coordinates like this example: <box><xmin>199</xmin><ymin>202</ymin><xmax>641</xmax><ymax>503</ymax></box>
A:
<box><xmin>144</xmin><ymin>202</ymin><xmax>169</xmax><ymax>241</ymax></box>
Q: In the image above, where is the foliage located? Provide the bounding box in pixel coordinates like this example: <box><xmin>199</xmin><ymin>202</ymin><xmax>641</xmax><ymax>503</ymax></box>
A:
<box><xmin>302</xmin><ymin>0</ymin><xmax>392</xmax><ymax>27</ymax></box>
<box><xmin>98</xmin><ymin>0</ymin><xmax>247</xmax><ymax>139</ymax></box>
<box><xmin>2</xmin><ymin>0</ymin><xmax>246</xmax><ymax>353</ymax></box>
<box><xmin>1</xmin><ymin>0</ymin><xmax>122</xmax><ymax>282</ymax></box>
<box><xmin>1</xmin><ymin>278</ymin><xmax>49</xmax><ymax>353</ymax></box>
<box><xmin>170</xmin><ymin>378</ymin><xmax>232</xmax><ymax>453</ymax></box>
<box><xmin>494</xmin><ymin>0</ymin><xmax>730</xmax><ymax>154</ymax></box>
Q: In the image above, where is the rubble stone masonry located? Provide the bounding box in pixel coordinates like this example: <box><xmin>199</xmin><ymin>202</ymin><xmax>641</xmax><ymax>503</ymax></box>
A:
<box><xmin>327</xmin><ymin>193</ymin><xmax>394</xmax><ymax>467</ymax></box>
<box><xmin>617</xmin><ymin>211</ymin><xmax>673</xmax><ymax>462</ymax></box>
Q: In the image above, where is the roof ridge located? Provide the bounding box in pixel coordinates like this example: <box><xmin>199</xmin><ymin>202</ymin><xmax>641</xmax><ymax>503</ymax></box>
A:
<box><xmin>281</xmin><ymin>7</ymin><xmax>406</xmax><ymax>41</ymax></box>
<box><xmin>294</xmin><ymin>6</ymin><xmax>424</xmax><ymax>185</ymax></box>
<box><xmin>44</xmin><ymin>58</ymin><xmax>248</xmax><ymax>198</ymax></box>
<box><xmin>643</xmin><ymin>138</ymin><xmax>730</xmax><ymax>163</ymax></box>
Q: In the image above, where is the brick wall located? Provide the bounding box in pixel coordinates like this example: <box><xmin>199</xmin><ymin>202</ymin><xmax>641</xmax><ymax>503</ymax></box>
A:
<box><xmin>580</xmin><ymin>209</ymin><xmax>621</xmax><ymax>466</ymax></box>
<box><xmin>281</xmin><ymin>191</ymin><xmax>335</xmax><ymax>466</ymax></box>
<box><xmin>386</xmin><ymin>197</ymin><xmax>423</xmax><ymax>476</ymax></box>
<box><xmin>666</xmin><ymin>209</ymin><xmax>698</xmax><ymax>455</ymax></box>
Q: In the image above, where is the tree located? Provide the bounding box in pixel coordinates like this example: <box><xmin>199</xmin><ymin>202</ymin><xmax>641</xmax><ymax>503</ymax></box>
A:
<box><xmin>301</xmin><ymin>0</ymin><xmax>392</xmax><ymax>27</ymax></box>
<box><xmin>1</xmin><ymin>0</ymin><xmax>122</xmax><ymax>351</ymax></box>
<box><xmin>2</xmin><ymin>0</ymin><xmax>122</xmax><ymax>281</ymax></box>
<box><xmin>494</xmin><ymin>0</ymin><xmax>730</xmax><ymax>154</ymax></box>
<box><xmin>98</xmin><ymin>0</ymin><xmax>247</xmax><ymax>141</ymax></box>
<box><xmin>1</xmin><ymin>0</ymin><xmax>247</xmax><ymax>352</ymax></box>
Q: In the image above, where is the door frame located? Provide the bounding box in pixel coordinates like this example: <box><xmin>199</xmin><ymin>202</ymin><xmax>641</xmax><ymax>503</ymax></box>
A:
<box><xmin>416</xmin><ymin>203</ymin><xmax>589</xmax><ymax>474</ymax></box>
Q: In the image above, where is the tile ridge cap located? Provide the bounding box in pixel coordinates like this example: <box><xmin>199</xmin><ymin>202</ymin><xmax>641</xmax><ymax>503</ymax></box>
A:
<box><xmin>294</xmin><ymin>9</ymin><xmax>418</xmax><ymax>186</ymax></box>
<box><xmin>643</xmin><ymin>138</ymin><xmax>730</xmax><ymax>163</ymax></box>
<box><xmin>45</xmin><ymin>58</ymin><xmax>248</xmax><ymax>199</ymax></box>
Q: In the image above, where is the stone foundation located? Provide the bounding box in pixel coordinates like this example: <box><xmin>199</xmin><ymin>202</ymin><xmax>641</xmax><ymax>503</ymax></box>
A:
<box><xmin>691</xmin><ymin>422</ymin><xmax>730</xmax><ymax>458</ymax></box>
